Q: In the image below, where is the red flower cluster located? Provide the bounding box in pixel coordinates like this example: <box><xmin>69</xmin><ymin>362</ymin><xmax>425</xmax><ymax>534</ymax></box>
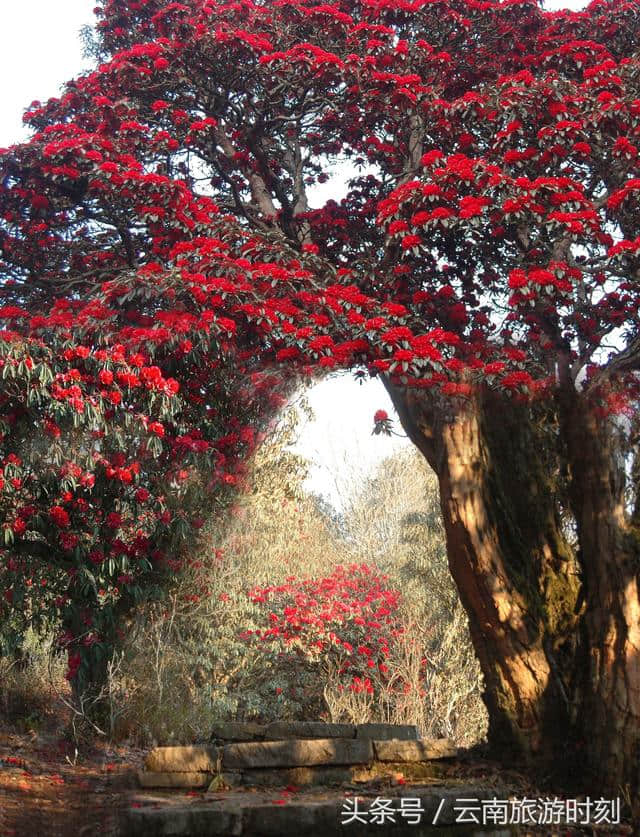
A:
<box><xmin>244</xmin><ymin>565</ymin><xmax>404</xmax><ymax>696</ymax></box>
<box><xmin>49</xmin><ymin>506</ymin><xmax>70</xmax><ymax>528</ymax></box>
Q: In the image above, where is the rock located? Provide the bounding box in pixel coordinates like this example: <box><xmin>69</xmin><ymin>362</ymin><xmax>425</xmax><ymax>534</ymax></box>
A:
<box><xmin>137</xmin><ymin>771</ymin><xmax>213</xmax><ymax>789</ymax></box>
<box><xmin>210</xmin><ymin>722</ymin><xmax>265</xmax><ymax>742</ymax></box>
<box><xmin>222</xmin><ymin>738</ymin><xmax>374</xmax><ymax>769</ymax></box>
<box><xmin>144</xmin><ymin>745</ymin><xmax>219</xmax><ymax>773</ymax></box>
<box><xmin>355</xmin><ymin>723</ymin><xmax>418</xmax><ymax>741</ymax></box>
<box><xmin>122</xmin><ymin>805</ymin><xmax>242</xmax><ymax>836</ymax></box>
<box><xmin>263</xmin><ymin>721</ymin><xmax>355</xmax><ymax>740</ymax></box>
<box><xmin>373</xmin><ymin>738</ymin><xmax>458</xmax><ymax>762</ymax></box>
<box><xmin>240</xmin><ymin>792</ymin><xmax>495</xmax><ymax>836</ymax></box>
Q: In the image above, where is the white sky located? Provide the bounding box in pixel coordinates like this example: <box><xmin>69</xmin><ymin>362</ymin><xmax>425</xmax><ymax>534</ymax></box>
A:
<box><xmin>0</xmin><ymin>0</ymin><xmax>588</xmax><ymax>506</ymax></box>
<box><xmin>0</xmin><ymin>2</ymin><xmax>95</xmax><ymax>147</ymax></box>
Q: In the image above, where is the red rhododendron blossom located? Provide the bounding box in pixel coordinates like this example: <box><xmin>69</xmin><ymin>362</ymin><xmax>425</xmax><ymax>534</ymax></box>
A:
<box><xmin>49</xmin><ymin>506</ymin><xmax>70</xmax><ymax>528</ymax></box>
<box><xmin>401</xmin><ymin>234</ymin><xmax>421</xmax><ymax>250</ymax></box>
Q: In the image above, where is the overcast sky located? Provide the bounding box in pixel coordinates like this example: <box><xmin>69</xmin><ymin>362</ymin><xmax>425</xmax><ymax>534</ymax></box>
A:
<box><xmin>0</xmin><ymin>0</ymin><xmax>589</xmax><ymax>506</ymax></box>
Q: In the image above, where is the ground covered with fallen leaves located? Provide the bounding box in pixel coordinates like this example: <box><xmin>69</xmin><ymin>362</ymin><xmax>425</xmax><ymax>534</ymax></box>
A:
<box><xmin>0</xmin><ymin>724</ymin><xmax>145</xmax><ymax>837</ymax></box>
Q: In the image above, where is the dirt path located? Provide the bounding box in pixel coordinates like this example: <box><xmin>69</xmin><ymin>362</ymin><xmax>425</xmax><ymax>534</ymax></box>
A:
<box><xmin>0</xmin><ymin>728</ymin><xmax>145</xmax><ymax>836</ymax></box>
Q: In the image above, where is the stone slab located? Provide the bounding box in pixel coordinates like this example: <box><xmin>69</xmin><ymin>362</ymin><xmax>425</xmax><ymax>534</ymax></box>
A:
<box><xmin>240</xmin><ymin>790</ymin><xmax>512</xmax><ymax>835</ymax></box>
<box><xmin>210</xmin><ymin>722</ymin><xmax>266</xmax><ymax>741</ymax></box>
<box><xmin>145</xmin><ymin>745</ymin><xmax>219</xmax><ymax>773</ymax></box>
<box><xmin>351</xmin><ymin>761</ymin><xmax>447</xmax><ymax>782</ymax></box>
<box><xmin>356</xmin><ymin>723</ymin><xmax>418</xmax><ymax>740</ymax></box>
<box><xmin>198</xmin><ymin>761</ymin><xmax>446</xmax><ymax>789</ymax></box>
<box><xmin>374</xmin><ymin>738</ymin><xmax>458</xmax><ymax>762</ymax></box>
<box><xmin>222</xmin><ymin>737</ymin><xmax>374</xmax><ymax>769</ymax></box>
<box><xmin>242</xmin><ymin>800</ymin><xmax>353</xmax><ymax>837</ymax></box>
<box><xmin>122</xmin><ymin>805</ymin><xmax>242</xmax><ymax>836</ymax></box>
<box><xmin>137</xmin><ymin>770</ymin><xmax>213</xmax><ymax>789</ymax></box>
<box><xmin>263</xmin><ymin>721</ymin><xmax>355</xmax><ymax>740</ymax></box>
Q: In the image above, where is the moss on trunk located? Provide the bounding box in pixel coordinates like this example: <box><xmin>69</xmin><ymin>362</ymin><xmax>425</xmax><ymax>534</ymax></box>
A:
<box><xmin>384</xmin><ymin>381</ymin><xmax>582</xmax><ymax>773</ymax></box>
<box><xmin>560</xmin><ymin>392</ymin><xmax>640</xmax><ymax>809</ymax></box>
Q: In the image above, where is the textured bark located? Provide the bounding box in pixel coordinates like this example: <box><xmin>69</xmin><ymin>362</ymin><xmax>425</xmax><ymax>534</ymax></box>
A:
<box><xmin>384</xmin><ymin>381</ymin><xmax>582</xmax><ymax>768</ymax></box>
<box><xmin>560</xmin><ymin>393</ymin><xmax>640</xmax><ymax>803</ymax></box>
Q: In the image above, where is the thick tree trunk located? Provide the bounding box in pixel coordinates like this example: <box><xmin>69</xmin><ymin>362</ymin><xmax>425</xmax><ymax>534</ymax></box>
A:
<box><xmin>560</xmin><ymin>393</ymin><xmax>640</xmax><ymax>804</ymax></box>
<box><xmin>385</xmin><ymin>381</ymin><xmax>582</xmax><ymax>769</ymax></box>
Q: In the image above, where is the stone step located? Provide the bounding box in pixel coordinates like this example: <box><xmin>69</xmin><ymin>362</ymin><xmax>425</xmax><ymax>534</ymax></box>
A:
<box><xmin>137</xmin><ymin>771</ymin><xmax>214</xmax><ymax>789</ymax></box>
<box><xmin>144</xmin><ymin>745</ymin><xmax>219</xmax><ymax>773</ymax></box>
<box><xmin>140</xmin><ymin>738</ymin><xmax>458</xmax><ymax>786</ymax></box>
<box><xmin>374</xmin><ymin>739</ymin><xmax>458</xmax><ymax>762</ymax></box>
<box><xmin>234</xmin><ymin>760</ymin><xmax>448</xmax><ymax>788</ymax></box>
<box><xmin>209</xmin><ymin>721</ymin><xmax>419</xmax><ymax>742</ymax></box>
<box><xmin>264</xmin><ymin>721</ymin><xmax>356</xmax><ymax>739</ymax></box>
<box><xmin>357</xmin><ymin>723</ymin><xmax>418</xmax><ymax>741</ymax></box>
<box><xmin>222</xmin><ymin>737</ymin><xmax>374</xmax><ymax>769</ymax></box>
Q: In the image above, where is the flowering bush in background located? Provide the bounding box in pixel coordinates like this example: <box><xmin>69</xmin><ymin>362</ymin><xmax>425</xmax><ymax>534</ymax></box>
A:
<box><xmin>243</xmin><ymin>564</ymin><xmax>406</xmax><ymax>716</ymax></box>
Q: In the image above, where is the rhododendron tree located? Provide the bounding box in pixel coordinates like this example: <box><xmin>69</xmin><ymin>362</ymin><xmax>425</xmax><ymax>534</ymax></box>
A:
<box><xmin>1</xmin><ymin>0</ymin><xmax>640</xmax><ymax>797</ymax></box>
<box><xmin>0</xmin><ymin>317</ymin><xmax>292</xmax><ymax>691</ymax></box>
